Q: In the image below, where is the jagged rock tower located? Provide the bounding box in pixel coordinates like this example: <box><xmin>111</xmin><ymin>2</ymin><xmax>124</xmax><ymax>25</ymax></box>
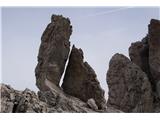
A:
<box><xmin>35</xmin><ymin>15</ymin><xmax>72</xmax><ymax>91</ymax></box>
<box><xmin>35</xmin><ymin>15</ymin><xmax>106</xmax><ymax>110</ymax></box>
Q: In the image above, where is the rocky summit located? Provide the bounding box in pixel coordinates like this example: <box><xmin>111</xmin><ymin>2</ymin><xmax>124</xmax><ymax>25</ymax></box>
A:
<box><xmin>1</xmin><ymin>15</ymin><xmax>160</xmax><ymax>113</ymax></box>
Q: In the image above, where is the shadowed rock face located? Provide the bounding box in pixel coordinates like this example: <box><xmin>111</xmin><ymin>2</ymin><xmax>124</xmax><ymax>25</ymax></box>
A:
<box><xmin>107</xmin><ymin>53</ymin><xmax>153</xmax><ymax>112</ymax></box>
<box><xmin>148</xmin><ymin>19</ymin><xmax>160</xmax><ymax>96</ymax></box>
<box><xmin>62</xmin><ymin>45</ymin><xmax>106</xmax><ymax>110</ymax></box>
<box><xmin>129</xmin><ymin>36</ymin><xmax>150</xmax><ymax>76</ymax></box>
<box><xmin>35</xmin><ymin>15</ymin><xmax>72</xmax><ymax>91</ymax></box>
<box><xmin>129</xmin><ymin>19</ymin><xmax>160</xmax><ymax>100</ymax></box>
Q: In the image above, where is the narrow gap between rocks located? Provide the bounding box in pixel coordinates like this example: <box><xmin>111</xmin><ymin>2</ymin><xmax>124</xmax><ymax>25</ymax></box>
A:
<box><xmin>59</xmin><ymin>45</ymin><xmax>72</xmax><ymax>87</ymax></box>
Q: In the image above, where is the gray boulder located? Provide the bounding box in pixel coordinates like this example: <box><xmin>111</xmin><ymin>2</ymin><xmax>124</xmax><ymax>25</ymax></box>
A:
<box><xmin>87</xmin><ymin>98</ymin><xmax>98</xmax><ymax>110</ymax></box>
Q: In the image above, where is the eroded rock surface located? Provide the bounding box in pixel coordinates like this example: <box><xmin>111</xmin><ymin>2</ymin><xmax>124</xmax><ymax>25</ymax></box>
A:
<box><xmin>1</xmin><ymin>83</ymin><xmax>122</xmax><ymax>113</ymax></box>
<box><xmin>0</xmin><ymin>84</ymin><xmax>47</xmax><ymax>113</ymax></box>
<box><xmin>128</xmin><ymin>19</ymin><xmax>160</xmax><ymax>112</ymax></box>
<box><xmin>129</xmin><ymin>36</ymin><xmax>150</xmax><ymax>76</ymax></box>
<box><xmin>62</xmin><ymin>45</ymin><xmax>106</xmax><ymax>110</ymax></box>
<box><xmin>35</xmin><ymin>15</ymin><xmax>72</xmax><ymax>91</ymax></box>
<box><xmin>107</xmin><ymin>53</ymin><xmax>153</xmax><ymax>112</ymax></box>
<box><xmin>87</xmin><ymin>98</ymin><xmax>98</xmax><ymax>110</ymax></box>
<box><xmin>0</xmin><ymin>83</ymin><xmax>94</xmax><ymax>113</ymax></box>
<box><xmin>148</xmin><ymin>19</ymin><xmax>160</xmax><ymax>96</ymax></box>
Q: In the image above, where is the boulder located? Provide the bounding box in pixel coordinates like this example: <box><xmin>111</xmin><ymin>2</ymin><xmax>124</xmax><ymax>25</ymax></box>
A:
<box><xmin>106</xmin><ymin>53</ymin><xmax>153</xmax><ymax>112</ymax></box>
<box><xmin>87</xmin><ymin>98</ymin><xmax>98</xmax><ymax>110</ymax></box>
<box><xmin>35</xmin><ymin>15</ymin><xmax>72</xmax><ymax>91</ymax></box>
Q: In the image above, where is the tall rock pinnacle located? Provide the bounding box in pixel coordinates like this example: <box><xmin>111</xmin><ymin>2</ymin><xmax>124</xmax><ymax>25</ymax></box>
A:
<box><xmin>62</xmin><ymin>45</ymin><xmax>106</xmax><ymax>109</ymax></box>
<box><xmin>35</xmin><ymin>15</ymin><xmax>72</xmax><ymax>91</ymax></box>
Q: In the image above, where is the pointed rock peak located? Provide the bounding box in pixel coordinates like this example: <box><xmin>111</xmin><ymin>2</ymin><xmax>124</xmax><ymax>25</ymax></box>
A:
<box><xmin>70</xmin><ymin>45</ymin><xmax>84</xmax><ymax>61</ymax></box>
<box><xmin>62</xmin><ymin>45</ymin><xmax>106</xmax><ymax>110</ymax></box>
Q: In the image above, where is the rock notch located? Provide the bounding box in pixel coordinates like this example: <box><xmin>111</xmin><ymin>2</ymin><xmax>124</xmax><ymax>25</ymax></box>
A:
<box><xmin>107</xmin><ymin>53</ymin><xmax>153</xmax><ymax>112</ymax></box>
<box><xmin>35</xmin><ymin>15</ymin><xmax>72</xmax><ymax>91</ymax></box>
<box><xmin>62</xmin><ymin>45</ymin><xmax>106</xmax><ymax>109</ymax></box>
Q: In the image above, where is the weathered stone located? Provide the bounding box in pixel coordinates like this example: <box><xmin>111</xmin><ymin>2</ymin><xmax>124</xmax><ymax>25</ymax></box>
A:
<box><xmin>148</xmin><ymin>19</ymin><xmax>160</xmax><ymax>96</ymax></box>
<box><xmin>38</xmin><ymin>90</ymin><xmax>57</xmax><ymax>107</ymax></box>
<box><xmin>87</xmin><ymin>98</ymin><xmax>98</xmax><ymax>110</ymax></box>
<box><xmin>35</xmin><ymin>15</ymin><xmax>72</xmax><ymax>91</ymax></box>
<box><xmin>62</xmin><ymin>45</ymin><xmax>106</xmax><ymax>110</ymax></box>
<box><xmin>105</xmin><ymin>107</ymin><xmax>123</xmax><ymax>113</ymax></box>
<box><xmin>129</xmin><ymin>36</ymin><xmax>150</xmax><ymax>76</ymax></box>
<box><xmin>107</xmin><ymin>53</ymin><xmax>153</xmax><ymax>112</ymax></box>
<box><xmin>0</xmin><ymin>83</ymin><xmax>97</xmax><ymax>113</ymax></box>
<box><xmin>0</xmin><ymin>84</ymin><xmax>47</xmax><ymax>113</ymax></box>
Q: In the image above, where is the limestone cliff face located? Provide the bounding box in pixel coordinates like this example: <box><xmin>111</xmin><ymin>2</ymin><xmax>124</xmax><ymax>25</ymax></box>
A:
<box><xmin>35</xmin><ymin>15</ymin><xmax>72</xmax><ymax>91</ymax></box>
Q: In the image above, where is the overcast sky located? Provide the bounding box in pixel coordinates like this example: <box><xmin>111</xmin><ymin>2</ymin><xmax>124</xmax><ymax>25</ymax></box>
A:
<box><xmin>1</xmin><ymin>7</ymin><xmax>159</xmax><ymax>98</ymax></box>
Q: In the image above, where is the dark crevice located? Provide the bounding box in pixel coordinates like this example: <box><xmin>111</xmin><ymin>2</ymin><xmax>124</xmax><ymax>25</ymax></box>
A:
<box><xmin>12</xmin><ymin>103</ymin><xmax>18</xmax><ymax>113</ymax></box>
